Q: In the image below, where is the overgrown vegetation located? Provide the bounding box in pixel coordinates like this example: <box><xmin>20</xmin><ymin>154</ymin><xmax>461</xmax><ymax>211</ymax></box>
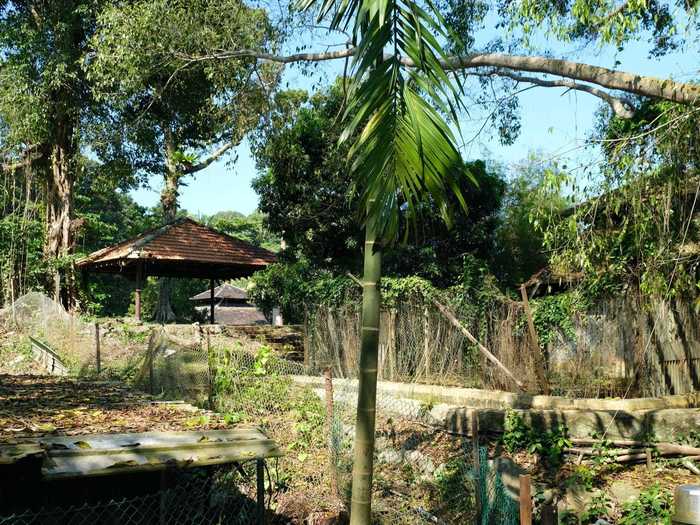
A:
<box><xmin>501</xmin><ymin>409</ymin><xmax>571</xmax><ymax>470</ymax></box>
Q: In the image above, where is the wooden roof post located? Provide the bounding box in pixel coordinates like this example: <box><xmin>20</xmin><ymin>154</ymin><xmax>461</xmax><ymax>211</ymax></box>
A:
<box><xmin>135</xmin><ymin>262</ymin><xmax>143</xmax><ymax>322</ymax></box>
<box><xmin>209</xmin><ymin>278</ymin><xmax>215</xmax><ymax>324</ymax></box>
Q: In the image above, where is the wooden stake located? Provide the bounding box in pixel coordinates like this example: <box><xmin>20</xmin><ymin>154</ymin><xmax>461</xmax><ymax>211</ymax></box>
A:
<box><xmin>209</xmin><ymin>278</ymin><xmax>215</xmax><ymax>324</ymax></box>
<box><xmin>94</xmin><ymin>322</ymin><xmax>101</xmax><ymax>375</ymax></box>
<box><xmin>519</xmin><ymin>285</ymin><xmax>550</xmax><ymax>395</ymax></box>
<box><xmin>519</xmin><ymin>474</ymin><xmax>532</xmax><ymax>525</ymax></box>
<box><xmin>471</xmin><ymin>410</ymin><xmax>482</xmax><ymax>524</ymax></box>
<box><xmin>135</xmin><ymin>263</ymin><xmax>143</xmax><ymax>322</ymax></box>
<box><xmin>324</xmin><ymin>367</ymin><xmax>338</xmax><ymax>499</ymax></box>
<box><xmin>257</xmin><ymin>459</ymin><xmax>266</xmax><ymax>524</ymax></box>
<box><xmin>646</xmin><ymin>448</ymin><xmax>653</xmax><ymax>471</ymax></box>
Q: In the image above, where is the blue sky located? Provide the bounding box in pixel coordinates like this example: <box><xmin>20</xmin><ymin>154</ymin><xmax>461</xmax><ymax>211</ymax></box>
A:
<box><xmin>130</xmin><ymin>23</ymin><xmax>698</xmax><ymax>216</ymax></box>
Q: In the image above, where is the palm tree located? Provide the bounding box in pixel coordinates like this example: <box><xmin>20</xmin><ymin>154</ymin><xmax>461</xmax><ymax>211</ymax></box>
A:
<box><xmin>299</xmin><ymin>0</ymin><xmax>472</xmax><ymax>522</ymax></box>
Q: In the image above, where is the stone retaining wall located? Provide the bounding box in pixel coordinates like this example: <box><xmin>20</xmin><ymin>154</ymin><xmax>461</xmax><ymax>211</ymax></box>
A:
<box><xmin>294</xmin><ymin>376</ymin><xmax>700</xmax><ymax>440</ymax></box>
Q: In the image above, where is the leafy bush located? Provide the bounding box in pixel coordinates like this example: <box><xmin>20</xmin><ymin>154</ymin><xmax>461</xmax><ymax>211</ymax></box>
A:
<box><xmin>619</xmin><ymin>484</ymin><xmax>673</xmax><ymax>525</ymax></box>
<box><xmin>502</xmin><ymin>409</ymin><xmax>531</xmax><ymax>453</ymax></box>
<box><xmin>579</xmin><ymin>492</ymin><xmax>614</xmax><ymax>523</ymax></box>
<box><xmin>500</xmin><ymin>409</ymin><xmax>571</xmax><ymax>468</ymax></box>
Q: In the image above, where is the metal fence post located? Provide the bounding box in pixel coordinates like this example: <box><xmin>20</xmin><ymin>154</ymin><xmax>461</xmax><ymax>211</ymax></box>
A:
<box><xmin>257</xmin><ymin>459</ymin><xmax>266</xmax><ymax>524</ymax></box>
<box><xmin>471</xmin><ymin>410</ymin><xmax>481</xmax><ymax>525</ymax></box>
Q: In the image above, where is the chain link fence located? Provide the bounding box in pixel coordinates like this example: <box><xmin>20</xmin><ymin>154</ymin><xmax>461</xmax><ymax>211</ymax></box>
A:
<box><xmin>0</xmin><ymin>466</ymin><xmax>266</xmax><ymax>525</ymax></box>
<box><xmin>1</xmin><ymin>293</ymin><xmax>520</xmax><ymax>524</ymax></box>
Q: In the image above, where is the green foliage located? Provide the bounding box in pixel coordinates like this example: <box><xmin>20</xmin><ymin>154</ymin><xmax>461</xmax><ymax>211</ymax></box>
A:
<box><xmin>300</xmin><ymin>0</ymin><xmax>471</xmax><ymax>242</ymax></box>
<box><xmin>500</xmin><ymin>409</ymin><xmax>571</xmax><ymax>468</ymax></box>
<box><xmin>579</xmin><ymin>492</ymin><xmax>614</xmax><ymax>524</ymax></box>
<box><xmin>539</xmin><ymin>100</ymin><xmax>700</xmax><ymax>301</ymax></box>
<box><xmin>502</xmin><ymin>409</ymin><xmax>531</xmax><ymax>454</ymax></box>
<box><xmin>619</xmin><ymin>484</ymin><xmax>673</xmax><ymax>525</ymax></box>
<box><xmin>433</xmin><ymin>458</ymin><xmax>475</xmax><ymax>517</ymax></box>
<box><xmin>565</xmin><ymin>464</ymin><xmax>597</xmax><ymax>492</ymax></box>
<box><xmin>252</xmin><ymin>82</ymin><xmax>506</xmax><ymax>283</ymax></box>
<box><xmin>247</xmin><ymin>261</ymin><xmax>317</xmax><ymax>323</ymax></box>
<box><xmin>502</xmin><ymin>0</ymin><xmax>693</xmax><ymax>56</ymax></box>
<box><xmin>530</xmin><ymin>291</ymin><xmax>585</xmax><ymax>347</ymax></box>
<box><xmin>137</xmin><ymin>277</ymin><xmax>208</xmax><ymax>322</ymax></box>
<box><xmin>204</xmin><ymin>211</ymin><xmax>279</xmax><ymax>253</ymax></box>
<box><xmin>492</xmin><ymin>156</ymin><xmax>568</xmax><ymax>287</ymax></box>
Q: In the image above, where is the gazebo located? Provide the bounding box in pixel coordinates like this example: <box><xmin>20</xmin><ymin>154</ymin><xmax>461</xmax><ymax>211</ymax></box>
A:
<box><xmin>76</xmin><ymin>218</ymin><xmax>276</xmax><ymax>322</ymax></box>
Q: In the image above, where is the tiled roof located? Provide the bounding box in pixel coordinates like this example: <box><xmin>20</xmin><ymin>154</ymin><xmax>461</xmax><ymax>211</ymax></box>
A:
<box><xmin>77</xmin><ymin>218</ymin><xmax>276</xmax><ymax>272</ymax></box>
<box><xmin>194</xmin><ymin>306</ymin><xmax>269</xmax><ymax>325</ymax></box>
<box><xmin>190</xmin><ymin>283</ymin><xmax>248</xmax><ymax>301</ymax></box>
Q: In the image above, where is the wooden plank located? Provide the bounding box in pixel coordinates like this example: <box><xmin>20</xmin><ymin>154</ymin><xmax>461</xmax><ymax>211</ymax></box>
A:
<box><xmin>28</xmin><ymin>336</ymin><xmax>68</xmax><ymax>376</ymax></box>
<box><xmin>5</xmin><ymin>429</ymin><xmax>283</xmax><ymax>479</ymax></box>
<box><xmin>431</xmin><ymin>299</ymin><xmax>526</xmax><ymax>391</ymax></box>
<box><xmin>519</xmin><ymin>286</ymin><xmax>550</xmax><ymax>395</ymax></box>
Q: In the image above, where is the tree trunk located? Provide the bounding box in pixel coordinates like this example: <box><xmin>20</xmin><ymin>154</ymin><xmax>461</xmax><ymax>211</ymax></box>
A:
<box><xmin>154</xmin><ymin>276</ymin><xmax>176</xmax><ymax>323</ymax></box>
<box><xmin>155</xmin><ymin>134</ymin><xmax>181</xmax><ymax>323</ymax></box>
<box><xmin>349</xmin><ymin>212</ymin><xmax>382</xmax><ymax>525</ymax></box>
<box><xmin>45</xmin><ymin>120</ymin><xmax>77</xmax><ymax>309</ymax></box>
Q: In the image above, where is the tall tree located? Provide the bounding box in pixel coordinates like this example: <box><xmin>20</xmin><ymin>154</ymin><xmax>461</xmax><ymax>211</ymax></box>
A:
<box><xmin>252</xmin><ymin>81</ymin><xmax>506</xmax><ymax>285</ymax></box>
<box><xmin>88</xmin><ymin>0</ymin><xmax>276</xmax><ymax>321</ymax></box>
<box><xmin>0</xmin><ymin>1</ymin><xmax>104</xmax><ymax>305</ymax></box>
<box><xmin>296</xmin><ymin>0</ymin><xmax>471</xmax><ymax>522</ymax></box>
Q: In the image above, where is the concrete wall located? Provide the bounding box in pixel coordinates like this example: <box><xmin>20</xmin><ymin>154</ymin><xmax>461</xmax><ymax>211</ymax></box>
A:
<box><xmin>295</xmin><ymin>375</ymin><xmax>700</xmax><ymax>440</ymax></box>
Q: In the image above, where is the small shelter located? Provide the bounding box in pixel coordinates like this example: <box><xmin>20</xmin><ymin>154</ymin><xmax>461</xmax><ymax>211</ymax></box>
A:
<box><xmin>190</xmin><ymin>283</ymin><xmax>268</xmax><ymax>325</ymax></box>
<box><xmin>77</xmin><ymin>218</ymin><xmax>276</xmax><ymax>322</ymax></box>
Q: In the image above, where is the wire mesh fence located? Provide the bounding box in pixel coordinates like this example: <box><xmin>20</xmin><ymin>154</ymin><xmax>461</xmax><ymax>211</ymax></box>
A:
<box><xmin>0</xmin><ymin>292</ymin><xmax>150</xmax><ymax>378</ymax></box>
<box><xmin>1</xmin><ymin>294</ymin><xmax>521</xmax><ymax>524</ymax></box>
<box><xmin>0</xmin><ymin>466</ymin><xmax>265</xmax><ymax>525</ymax></box>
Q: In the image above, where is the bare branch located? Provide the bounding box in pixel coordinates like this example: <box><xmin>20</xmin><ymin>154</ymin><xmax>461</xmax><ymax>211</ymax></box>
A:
<box><xmin>181</xmin><ymin>141</ymin><xmax>236</xmax><ymax>174</ymax></box>
<box><xmin>602</xmin><ymin>1</ymin><xmax>630</xmax><ymax>23</ymax></box>
<box><xmin>176</xmin><ymin>48</ymin><xmax>700</xmax><ymax>108</ymax></box>
<box><xmin>471</xmin><ymin>69</ymin><xmax>636</xmax><ymax>118</ymax></box>
<box><xmin>437</xmin><ymin>53</ymin><xmax>700</xmax><ymax>106</ymax></box>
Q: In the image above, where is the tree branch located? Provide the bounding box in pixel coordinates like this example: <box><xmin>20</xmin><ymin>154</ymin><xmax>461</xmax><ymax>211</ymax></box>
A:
<box><xmin>176</xmin><ymin>48</ymin><xmax>700</xmax><ymax>108</ymax></box>
<box><xmin>181</xmin><ymin>141</ymin><xmax>236</xmax><ymax>174</ymax></box>
<box><xmin>1</xmin><ymin>145</ymin><xmax>43</xmax><ymax>172</ymax></box>
<box><xmin>471</xmin><ymin>69</ymin><xmax>636</xmax><ymax>118</ymax></box>
<box><xmin>437</xmin><ymin>53</ymin><xmax>700</xmax><ymax>106</ymax></box>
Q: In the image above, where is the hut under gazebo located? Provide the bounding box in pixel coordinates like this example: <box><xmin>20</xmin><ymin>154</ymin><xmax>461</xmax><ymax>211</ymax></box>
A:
<box><xmin>76</xmin><ymin>217</ymin><xmax>276</xmax><ymax>322</ymax></box>
<box><xmin>190</xmin><ymin>283</ymin><xmax>268</xmax><ymax>325</ymax></box>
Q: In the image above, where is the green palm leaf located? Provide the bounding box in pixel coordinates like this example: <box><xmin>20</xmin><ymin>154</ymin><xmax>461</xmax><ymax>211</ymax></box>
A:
<box><xmin>301</xmin><ymin>0</ymin><xmax>474</xmax><ymax>242</ymax></box>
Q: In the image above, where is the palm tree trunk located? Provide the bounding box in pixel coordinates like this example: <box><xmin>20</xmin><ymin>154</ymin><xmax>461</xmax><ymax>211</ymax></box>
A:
<box><xmin>349</xmin><ymin>212</ymin><xmax>382</xmax><ymax>525</ymax></box>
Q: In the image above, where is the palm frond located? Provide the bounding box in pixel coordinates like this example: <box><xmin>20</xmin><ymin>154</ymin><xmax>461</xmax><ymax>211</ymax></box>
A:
<box><xmin>301</xmin><ymin>0</ymin><xmax>474</xmax><ymax>242</ymax></box>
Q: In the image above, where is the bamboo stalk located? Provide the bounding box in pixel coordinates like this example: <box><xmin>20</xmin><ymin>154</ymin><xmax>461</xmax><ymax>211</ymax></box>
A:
<box><xmin>349</xmin><ymin>210</ymin><xmax>382</xmax><ymax>525</ymax></box>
